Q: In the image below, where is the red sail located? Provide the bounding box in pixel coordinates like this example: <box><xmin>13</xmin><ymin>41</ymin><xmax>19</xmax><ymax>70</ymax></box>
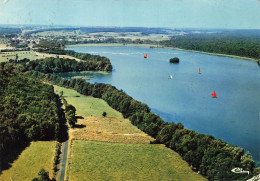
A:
<box><xmin>211</xmin><ymin>91</ymin><xmax>217</xmax><ymax>98</ymax></box>
<box><xmin>198</xmin><ymin>67</ymin><xmax>201</xmax><ymax>74</ymax></box>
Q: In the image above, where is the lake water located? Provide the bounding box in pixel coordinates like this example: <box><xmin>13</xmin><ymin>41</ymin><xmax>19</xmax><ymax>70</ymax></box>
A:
<box><xmin>66</xmin><ymin>46</ymin><xmax>260</xmax><ymax>162</ymax></box>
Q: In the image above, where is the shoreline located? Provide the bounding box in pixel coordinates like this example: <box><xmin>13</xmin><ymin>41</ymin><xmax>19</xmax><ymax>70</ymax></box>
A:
<box><xmin>66</xmin><ymin>43</ymin><xmax>258</xmax><ymax>62</ymax></box>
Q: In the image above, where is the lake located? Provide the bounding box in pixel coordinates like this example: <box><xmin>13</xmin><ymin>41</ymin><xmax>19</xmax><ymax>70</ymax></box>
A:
<box><xmin>65</xmin><ymin>45</ymin><xmax>260</xmax><ymax>162</ymax></box>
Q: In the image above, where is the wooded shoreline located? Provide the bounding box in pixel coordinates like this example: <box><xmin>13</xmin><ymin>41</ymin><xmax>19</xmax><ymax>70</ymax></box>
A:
<box><xmin>66</xmin><ymin>43</ymin><xmax>259</xmax><ymax>62</ymax></box>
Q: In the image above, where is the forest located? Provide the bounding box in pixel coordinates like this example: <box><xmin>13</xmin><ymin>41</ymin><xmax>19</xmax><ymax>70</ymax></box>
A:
<box><xmin>161</xmin><ymin>31</ymin><xmax>260</xmax><ymax>60</ymax></box>
<box><xmin>7</xmin><ymin>56</ymin><xmax>112</xmax><ymax>73</ymax></box>
<box><xmin>0</xmin><ymin>64</ymin><xmax>67</xmax><ymax>166</ymax></box>
<box><xmin>36</xmin><ymin>48</ymin><xmax>112</xmax><ymax>71</ymax></box>
<box><xmin>24</xmin><ymin>69</ymin><xmax>257</xmax><ymax>181</ymax></box>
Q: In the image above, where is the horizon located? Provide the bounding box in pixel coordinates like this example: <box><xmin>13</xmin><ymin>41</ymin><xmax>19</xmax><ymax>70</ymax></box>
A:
<box><xmin>0</xmin><ymin>0</ymin><xmax>260</xmax><ymax>30</ymax></box>
<box><xmin>1</xmin><ymin>24</ymin><xmax>260</xmax><ymax>31</ymax></box>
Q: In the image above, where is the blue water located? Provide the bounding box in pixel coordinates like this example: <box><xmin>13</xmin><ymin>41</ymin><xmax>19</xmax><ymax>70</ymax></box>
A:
<box><xmin>66</xmin><ymin>46</ymin><xmax>260</xmax><ymax>162</ymax></box>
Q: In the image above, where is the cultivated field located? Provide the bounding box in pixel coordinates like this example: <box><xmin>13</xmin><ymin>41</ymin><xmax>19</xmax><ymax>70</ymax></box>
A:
<box><xmin>54</xmin><ymin>85</ymin><xmax>153</xmax><ymax>143</ymax></box>
<box><xmin>0</xmin><ymin>44</ymin><xmax>9</xmax><ymax>49</ymax></box>
<box><xmin>55</xmin><ymin>85</ymin><xmax>205</xmax><ymax>180</ymax></box>
<box><xmin>70</xmin><ymin>116</ymin><xmax>154</xmax><ymax>144</ymax></box>
<box><xmin>68</xmin><ymin>140</ymin><xmax>206</xmax><ymax>181</ymax></box>
<box><xmin>0</xmin><ymin>141</ymin><xmax>56</xmax><ymax>180</ymax></box>
<box><xmin>0</xmin><ymin>51</ymin><xmax>36</xmax><ymax>62</ymax></box>
<box><xmin>30</xmin><ymin>30</ymin><xmax>80</xmax><ymax>37</ymax></box>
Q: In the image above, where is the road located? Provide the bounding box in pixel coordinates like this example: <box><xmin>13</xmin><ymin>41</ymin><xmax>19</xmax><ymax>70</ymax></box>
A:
<box><xmin>57</xmin><ymin>138</ymin><xmax>69</xmax><ymax>181</ymax></box>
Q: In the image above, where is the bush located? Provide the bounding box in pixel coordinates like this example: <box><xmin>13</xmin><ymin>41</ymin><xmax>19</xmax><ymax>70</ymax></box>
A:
<box><xmin>32</xmin><ymin>168</ymin><xmax>50</xmax><ymax>181</ymax></box>
<box><xmin>102</xmin><ymin>112</ymin><xmax>107</xmax><ymax>117</ymax></box>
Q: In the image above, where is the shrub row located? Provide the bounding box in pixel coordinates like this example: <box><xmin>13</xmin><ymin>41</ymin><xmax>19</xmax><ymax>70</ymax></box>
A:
<box><xmin>62</xmin><ymin>97</ymin><xmax>77</xmax><ymax>128</ymax></box>
<box><xmin>52</xmin><ymin>142</ymin><xmax>61</xmax><ymax>174</ymax></box>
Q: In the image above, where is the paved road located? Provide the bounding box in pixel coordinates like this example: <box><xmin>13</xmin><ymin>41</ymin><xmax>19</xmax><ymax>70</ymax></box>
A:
<box><xmin>57</xmin><ymin>138</ymin><xmax>69</xmax><ymax>181</ymax></box>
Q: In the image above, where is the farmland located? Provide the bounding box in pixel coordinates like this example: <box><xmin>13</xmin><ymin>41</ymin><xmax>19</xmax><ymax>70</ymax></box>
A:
<box><xmin>68</xmin><ymin>140</ymin><xmax>206</xmax><ymax>181</ymax></box>
<box><xmin>54</xmin><ymin>85</ymin><xmax>205</xmax><ymax>180</ymax></box>
<box><xmin>0</xmin><ymin>141</ymin><xmax>56</xmax><ymax>180</ymax></box>
<box><xmin>53</xmin><ymin>85</ymin><xmax>122</xmax><ymax>118</ymax></box>
<box><xmin>0</xmin><ymin>50</ymin><xmax>82</xmax><ymax>62</ymax></box>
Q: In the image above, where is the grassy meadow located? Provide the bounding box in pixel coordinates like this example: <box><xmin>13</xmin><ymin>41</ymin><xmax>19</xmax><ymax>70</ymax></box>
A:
<box><xmin>0</xmin><ymin>141</ymin><xmax>56</xmax><ymax>180</ymax></box>
<box><xmin>0</xmin><ymin>51</ymin><xmax>36</xmax><ymax>62</ymax></box>
<box><xmin>68</xmin><ymin>140</ymin><xmax>206</xmax><ymax>181</ymax></box>
<box><xmin>55</xmin><ymin>85</ymin><xmax>206</xmax><ymax>180</ymax></box>
<box><xmin>53</xmin><ymin>85</ymin><xmax>122</xmax><ymax>118</ymax></box>
<box><xmin>0</xmin><ymin>50</ymin><xmax>81</xmax><ymax>62</ymax></box>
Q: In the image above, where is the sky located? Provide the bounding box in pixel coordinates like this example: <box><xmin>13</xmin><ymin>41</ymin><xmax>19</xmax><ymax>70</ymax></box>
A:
<box><xmin>0</xmin><ymin>0</ymin><xmax>260</xmax><ymax>29</ymax></box>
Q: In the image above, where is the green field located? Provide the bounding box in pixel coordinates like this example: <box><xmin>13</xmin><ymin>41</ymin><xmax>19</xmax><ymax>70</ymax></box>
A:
<box><xmin>54</xmin><ymin>85</ymin><xmax>205</xmax><ymax>180</ymax></box>
<box><xmin>0</xmin><ymin>51</ymin><xmax>36</xmax><ymax>62</ymax></box>
<box><xmin>53</xmin><ymin>85</ymin><xmax>123</xmax><ymax>118</ymax></box>
<box><xmin>31</xmin><ymin>30</ymin><xmax>79</xmax><ymax>37</ymax></box>
<box><xmin>0</xmin><ymin>141</ymin><xmax>56</xmax><ymax>180</ymax></box>
<box><xmin>0</xmin><ymin>51</ymin><xmax>81</xmax><ymax>63</ymax></box>
<box><xmin>68</xmin><ymin>140</ymin><xmax>206</xmax><ymax>181</ymax></box>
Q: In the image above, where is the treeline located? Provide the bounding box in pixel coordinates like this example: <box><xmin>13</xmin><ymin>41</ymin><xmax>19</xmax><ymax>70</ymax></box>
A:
<box><xmin>6</xmin><ymin>56</ymin><xmax>111</xmax><ymax>73</ymax></box>
<box><xmin>25</xmin><ymin>71</ymin><xmax>150</xmax><ymax>119</ymax></box>
<box><xmin>64</xmin><ymin>38</ymin><xmax>156</xmax><ymax>45</ymax></box>
<box><xmin>161</xmin><ymin>33</ymin><xmax>260</xmax><ymax>59</ymax></box>
<box><xmin>36</xmin><ymin>49</ymin><xmax>112</xmax><ymax>71</ymax></box>
<box><xmin>25</xmin><ymin>70</ymin><xmax>257</xmax><ymax>180</ymax></box>
<box><xmin>34</xmin><ymin>41</ymin><xmax>65</xmax><ymax>49</ymax></box>
<box><xmin>0</xmin><ymin>27</ymin><xmax>21</xmax><ymax>35</ymax></box>
<box><xmin>0</xmin><ymin>64</ymin><xmax>66</xmax><ymax>158</ymax></box>
<box><xmin>62</xmin><ymin>97</ymin><xmax>77</xmax><ymax>128</ymax></box>
<box><xmin>0</xmin><ymin>48</ymin><xmax>30</xmax><ymax>52</ymax></box>
<box><xmin>79</xmin><ymin>27</ymin><xmax>169</xmax><ymax>34</ymax></box>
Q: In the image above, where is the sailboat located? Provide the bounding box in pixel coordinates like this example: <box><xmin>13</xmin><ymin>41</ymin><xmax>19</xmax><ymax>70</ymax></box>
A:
<box><xmin>198</xmin><ymin>66</ymin><xmax>201</xmax><ymax>74</ymax></box>
<box><xmin>144</xmin><ymin>53</ymin><xmax>147</xmax><ymax>58</ymax></box>
<box><xmin>168</xmin><ymin>74</ymin><xmax>173</xmax><ymax>79</ymax></box>
<box><xmin>211</xmin><ymin>90</ymin><xmax>217</xmax><ymax>98</ymax></box>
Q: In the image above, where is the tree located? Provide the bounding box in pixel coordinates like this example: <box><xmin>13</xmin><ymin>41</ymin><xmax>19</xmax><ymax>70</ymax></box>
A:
<box><xmin>102</xmin><ymin>111</ymin><xmax>107</xmax><ymax>117</ymax></box>
<box><xmin>241</xmin><ymin>152</ymin><xmax>255</xmax><ymax>171</ymax></box>
<box><xmin>32</xmin><ymin>168</ymin><xmax>50</xmax><ymax>181</ymax></box>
